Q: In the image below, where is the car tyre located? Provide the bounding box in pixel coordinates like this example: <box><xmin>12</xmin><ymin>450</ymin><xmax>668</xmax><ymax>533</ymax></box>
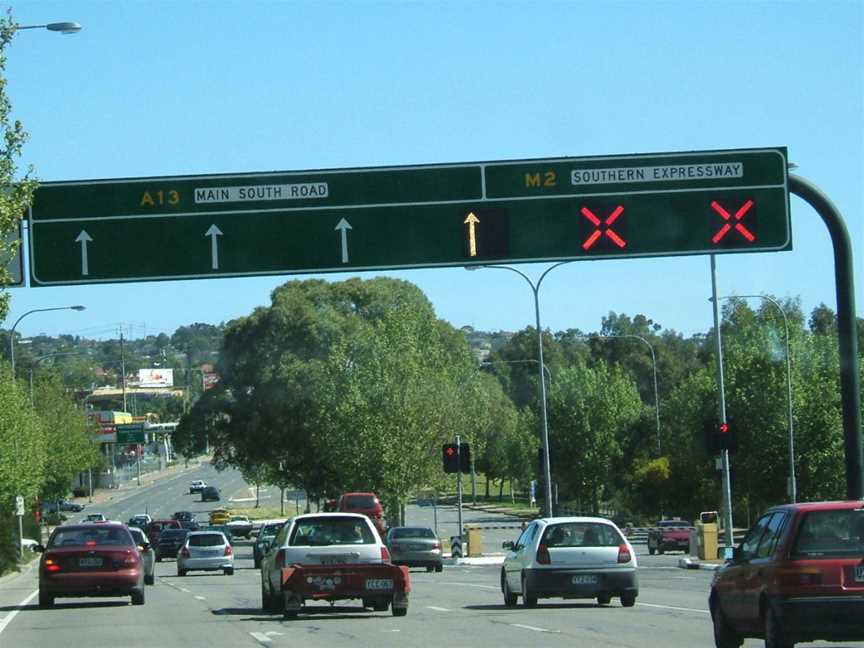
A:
<box><xmin>38</xmin><ymin>591</ymin><xmax>54</xmax><ymax>609</ymax></box>
<box><xmin>131</xmin><ymin>588</ymin><xmax>145</xmax><ymax>605</ymax></box>
<box><xmin>373</xmin><ymin>598</ymin><xmax>390</xmax><ymax>612</ymax></box>
<box><xmin>711</xmin><ymin>599</ymin><xmax>743</xmax><ymax>648</ymax></box>
<box><xmin>658</xmin><ymin>546</ymin><xmax>665</xmax><ymax>555</ymax></box>
<box><xmin>145</xmin><ymin>573</ymin><xmax>155</xmax><ymax>586</ymax></box>
<box><xmin>392</xmin><ymin>605</ymin><xmax>407</xmax><ymax>617</ymax></box>
<box><xmin>426</xmin><ymin>565</ymin><xmax>434</xmax><ymax>572</ymax></box>
<box><xmin>621</xmin><ymin>593</ymin><xmax>636</xmax><ymax>608</ymax></box>
<box><xmin>156</xmin><ymin>556</ymin><xmax>162</xmax><ymax>563</ymax></box>
<box><xmin>253</xmin><ymin>556</ymin><xmax>261</xmax><ymax>569</ymax></box>
<box><xmin>224</xmin><ymin>567</ymin><xmax>234</xmax><ymax>576</ymax></box>
<box><xmin>521</xmin><ymin>573</ymin><xmax>538</xmax><ymax>608</ymax></box>
<box><xmin>501</xmin><ymin>569</ymin><xmax>517</xmax><ymax>607</ymax></box>
<box><xmin>764</xmin><ymin>604</ymin><xmax>793</xmax><ymax>648</ymax></box>
<box><xmin>282</xmin><ymin>592</ymin><xmax>300</xmax><ymax>620</ymax></box>
<box><xmin>648</xmin><ymin>546</ymin><xmax>656</xmax><ymax>555</ymax></box>
<box><xmin>597</xmin><ymin>594</ymin><xmax>612</xmax><ymax>605</ymax></box>
<box><xmin>178</xmin><ymin>568</ymin><xmax>187</xmax><ymax>576</ymax></box>
<box><xmin>435</xmin><ymin>564</ymin><xmax>443</xmax><ymax>573</ymax></box>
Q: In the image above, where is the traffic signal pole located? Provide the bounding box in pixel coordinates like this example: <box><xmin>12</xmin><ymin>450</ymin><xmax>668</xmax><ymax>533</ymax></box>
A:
<box><xmin>456</xmin><ymin>435</ymin><xmax>463</xmax><ymax>545</ymax></box>
<box><xmin>710</xmin><ymin>255</ymin><xmax>735</xmax><ymax>549</ymax></box>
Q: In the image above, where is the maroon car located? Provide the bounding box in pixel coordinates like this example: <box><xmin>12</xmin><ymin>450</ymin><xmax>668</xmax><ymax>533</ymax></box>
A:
<box><xmin>37</xmin><ymin>522</ymin><xmax>146</xmax><ymax>608</ymax></box>
<box><xmin>145</xmin><ymin>519</ymin><xmax>182</xmax><ymax>546</ymax></box>
<box><xmin>710</xmin><ymin>500</ymin><xmax>864</xmax><ymax>648</ymax></box>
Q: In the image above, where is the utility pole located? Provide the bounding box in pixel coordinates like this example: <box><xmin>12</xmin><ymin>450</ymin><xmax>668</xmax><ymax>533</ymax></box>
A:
<box><xmin>120</xmin><ymin>329</ymin><xmax>127</xmax><ymax>412</ymax></box>
<box><xmin>456</xmin><ymin>434</ymin><xmax>463</xmax><ymax>545</ymax></box>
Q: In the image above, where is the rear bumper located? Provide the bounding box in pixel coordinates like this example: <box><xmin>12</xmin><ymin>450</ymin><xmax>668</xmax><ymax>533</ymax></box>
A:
<box><xmin>281</xmin><ymin>563</ymin><xmax>411</xmax><ymax>606</ymax></box>
<box><xmin>178</xmin><ymin>556</ymin><xmax>233</xmax><ymax>571</ymax></box>
<box><xmin>774</xmin><ymin>596</ymin><xmax>864</xmax><ymax>641</ymax></box>
<box><xmin>40</xmin><ymin>570</ymin><xmax>142</xmax><ymax>597</ymax></box>
<box><xmin>524</xmin><ymin>567</ymin><xmax>638</xmax><ymax>599</ymax></box>
<box><xmin>391</xmin><ymin>550</ymin><xmax>443</xmax><ymax>568</ymax></box>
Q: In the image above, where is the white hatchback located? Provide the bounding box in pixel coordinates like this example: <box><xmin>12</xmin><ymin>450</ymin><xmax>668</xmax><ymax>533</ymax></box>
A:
<box><xmin>177</xmin><ymin>531</ymin><xmax>234</xmax><ymax>576</ymax></box>
<box><xmin>501</xmin><ymin>517</ymin><xmax>638</xmax><ymax>608</ymax></box>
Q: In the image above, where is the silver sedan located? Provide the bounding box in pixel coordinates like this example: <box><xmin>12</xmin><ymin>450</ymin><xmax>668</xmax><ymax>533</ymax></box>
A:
<box><xmin>385</xmin><ymin>526</ymin><xmax>443</xmax><ymax>572</ymax></box>
<box><xmin>176</xmin><ymin>531</ymin><xmax>234</xmax><ymax>576</ymax></box>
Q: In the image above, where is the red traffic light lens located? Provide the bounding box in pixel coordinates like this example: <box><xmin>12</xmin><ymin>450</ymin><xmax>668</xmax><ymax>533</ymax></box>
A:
<box><xmin>719</xmin><ymin>423</ymin><xmax>729</xmax><ymax>434</ymax></box>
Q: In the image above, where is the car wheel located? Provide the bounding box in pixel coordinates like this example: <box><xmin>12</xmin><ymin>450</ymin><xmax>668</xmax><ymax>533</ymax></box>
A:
<box><xmin>131</xmin><ymin>588</ymin><xmax>145</xmax><ymax>605</ymax></box>
<box><xmin>521</xmin><ymin>573</ymin><xmax>537</xmax><ymax>608</ymax></box>
<box><xmin>178</xmin><ymin>568</ymin><xmax>187</xmax><ymax>577</ymax></box>
<box><xmin>38</xmin><ymin>591</ymin><xmax>54</xmax><ymax>609</ymax></box>
<box><xmin>711</xmin><ymin>599</ymin><xmax>743</xmax><ymax>648</ymax></box>
<box><xmin>373</xmin><ymin>598</ymin><xmax>390</xmax><ymax>612</ymax></box>
<box><xmin>501</xmin><ymin>569</ymin><xmax>517</xmax><ymax>607</ymax></box>
<box><xmin>648</xmin><ymin>547</ymin><xmax>656</xmax><ymax>555</ymax></box>
<box><xmin>362</xmin><ymin>597</ymin><xmax>373</xmax><ymax>608</ymax></box>
<box><xmin>597</xmin><ymin>594</ymin><xmax>612</xmax><ymax>605</ymax></box>
<box><xmin>621</xmin><ymin>593</ymin><xmax>636</xmax><ymax>608</ymax></box>
<box><xmin>253</xmin><ymin>557</ymin><xmax>261</xmax><ymax>569</ymax></box>
<box><xmin>392</xmin><ymin>604</ymin><xmax>408</xmax><ymax>617</ymax></box>
<box><xmin>658</xmin><ymin>546</ymin><xmax>665</xmax><ymax>555</ymax></box>
<box><xmin>155</xmin><ymin>556</ymin><xmax>162</xmax><ymax>563</ymax></box>
<box><xmin>426</xmin><ymin>565</ymin><xmax>434</xmax><ymax>572</ymax></box>
<box><xmin>764</xmin><ymin>604</ymin><xmax>793</xmax><ymax>648</ymax></box>
<box><xmin>435</xmin><ymin>564</ymin><xmax>443</xmax><ymax>573</ymax></box>
<box><xmin>224</xmin><ymin>567</ymin><xmax>234</xmax><ymax>576</ymax></box>
<box><xmin>282</xmin><ymin>592</ymin><xmax>300</xmax><ymax>620</ymax></box>
<box><xmin>145</xmin><ymin>573</ymin><xmax>155</xmax><ymax>586</ymax></box>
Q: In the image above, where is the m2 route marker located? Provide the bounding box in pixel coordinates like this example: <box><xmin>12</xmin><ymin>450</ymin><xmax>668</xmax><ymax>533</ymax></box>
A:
<box><xmin>28</xmin><ymin>147</ymin><xmax>790</xmax><ymax>286</ymax></box>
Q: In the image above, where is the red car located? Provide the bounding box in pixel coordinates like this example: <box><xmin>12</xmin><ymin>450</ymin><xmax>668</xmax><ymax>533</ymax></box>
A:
<box><xmin>339</xmin><ymin>492</ymin><xmax>386</xmax><ymax>535</ymax></box>
<box><xmin>145</xmin><ymin>519</ymin><xmax>182</xmax><ymax>546</ymax></box>
<box><xmin>710</xmin><ymin>500</ymin><xmax>864</xmax><ymax>648</ymax></box>
<box><xmin>37</xmin><ymin>522</ymin><xmax>146</xmax><ymax>608</ymax></box>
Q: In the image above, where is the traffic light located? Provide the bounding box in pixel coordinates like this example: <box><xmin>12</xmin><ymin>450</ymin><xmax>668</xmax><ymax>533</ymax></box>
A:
<box><xmin>442</xmin><ymin>444</ymin><xmax>459</xmax><ymax>473</ymax></box>
<box><xmin>703</xmin><ymin>420</ymin><xmax>738</xmax><ymax>455</ymax></box>
<box><xmin>442</xmin><ymin>442</ymin><xmax>471</xmax><ymax>473</ymax></box>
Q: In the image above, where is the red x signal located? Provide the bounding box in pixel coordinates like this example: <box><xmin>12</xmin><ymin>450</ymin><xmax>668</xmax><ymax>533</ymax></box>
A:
<box><xmin>581</xmin><ymin>206</ymin><xmax>626</xmax><ymax>251</ymax></box>
<box><xmin>446</xmin><ymin>447</ymin><xmax>455</xmax><ymax>456</ymax></box>
<box><xmin>711</xmin><ymin>200</ymin><xmax>755</xmax><ymax>244</ymax></box>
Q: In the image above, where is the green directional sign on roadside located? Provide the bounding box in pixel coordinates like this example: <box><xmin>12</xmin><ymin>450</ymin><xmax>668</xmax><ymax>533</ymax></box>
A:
<box><xmin>28</xmin><ymin>147</ymin><xmax>790</xmax><ymax>286</ymax></box>
<box><xmin>116</xmin><ymin>423</ymin><xmax>146</xmax><ymax>445</ymax></box>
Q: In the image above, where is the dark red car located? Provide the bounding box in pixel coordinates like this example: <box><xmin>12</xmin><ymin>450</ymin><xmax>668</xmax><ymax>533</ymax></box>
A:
<box><xmin>146</xmin><ymin>519</ymin><xmax>182</xmax><ymax>546</ymax></box>
<box><xmin>37</xmin><ymin>522</ymin><xmax>145</xmax><ymax>608</ymax></box>
<box><xmin>710</xmin><ymin>500</ymin><xmax>864</xmax><ymax>648</ymax></box>
<box><xmin>339</xmin><ymin>492</ymin><xmax>386</xmax><ymax>535</ymax></box>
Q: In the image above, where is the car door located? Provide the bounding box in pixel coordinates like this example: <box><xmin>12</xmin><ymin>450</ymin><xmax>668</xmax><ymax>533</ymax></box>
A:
<box><xmin>738</xmin><ymin>512</ymin><xmax>788</xmax><ymax>631</ymax></box>
<box><xmin>509</xmin><ymin>523</ymin><xmax>539</xmax><ymax>592</ymax></box>
<box><xmin>504</xmin><ymin>524</ymin><xmax>533</xmax><ymax>590</ymax></box>
<box><xmin>721</xmin><ymin>513</ymin><xmax>772</xmax><ymax>626</ymax></box>
<box><xmin>264</xmin><ymin>521</ymin><xmax>292</xmax><ymax>593</ymax></box>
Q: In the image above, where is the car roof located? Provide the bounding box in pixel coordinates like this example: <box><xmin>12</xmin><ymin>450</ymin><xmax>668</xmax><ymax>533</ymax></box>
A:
<box><xmin>767</xmin><ymin>500</ymin><xmax>864</xmax><ymax>513</ymax></box>
<box><xmin>59</xmin><ymin>522</ymin><xmax>129</xmax><ymax>531</ymax></box>
<box><xmin>536</xmin><ymin>516</ymin><xmax>620</xmax><ymax>525</ymax></box>
<box><xmin>293</xmin><ymin>512</ymin><xmax>371</xmax><ymax>521</ymax></box>
<box><xmin>187</xmin><ymin>530</ymin><xmax>228</xmax><ymax>537</ymax></box>
<box><xmin>341</xmin><ymin>492</ymin><xmax>378</xmax><ymax>497</ymax></box>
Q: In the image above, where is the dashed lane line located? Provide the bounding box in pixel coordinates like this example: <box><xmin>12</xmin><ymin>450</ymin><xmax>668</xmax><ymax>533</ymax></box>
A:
<box><xmin>425</xmin><ymin>605</ymin><xmax>451</xmax><ymax>612</ymax></box>
<box><xmin>249</xmin><ymin>631</ymin><xmax>272</xmax><ymax>644</ymax></box>
<box><xmin>510</xmin><ymin>623</ymin><xmax>557</xmax><ymax>633</ymax></box>
<box><xmin>195</xmin><ymin>595</ymin><xmax>206</xmax><ymax>600</ymax></box>
<box><xmin>636</xmin><ymin>601</ymin><xmax>710</xmax><ymax>614</ymax></box>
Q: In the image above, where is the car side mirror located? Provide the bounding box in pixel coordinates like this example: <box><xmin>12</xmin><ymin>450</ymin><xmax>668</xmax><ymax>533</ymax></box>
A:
<box><xmin>721</xmin><ymin>546</ymin><xmax>737</xmax><ymax>562</ymax></box>
<box><xmin>502</xmin><ymin>541</ymin><xmax>515</xmax><ymax>551</ymax></box>
<box><xmin>34</xmin><ymin>544</ymin><xmax>45</xmax><ymax>553</ymax></box>
<box><xmin>141</xmin><ymin>542</ymin><xmax>151</xmax><ymax>551</ymax></box>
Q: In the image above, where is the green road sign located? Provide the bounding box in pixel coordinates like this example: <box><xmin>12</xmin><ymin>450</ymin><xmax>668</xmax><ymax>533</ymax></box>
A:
<box><xmin>116</xmin><ymin>423</ymin><xmax>146</xmax><ymax>445</ymax></box>
<box><xmin>28</xmin><ymin>148</ymin><xmax>790</xmax><ymax>286</ymax></box>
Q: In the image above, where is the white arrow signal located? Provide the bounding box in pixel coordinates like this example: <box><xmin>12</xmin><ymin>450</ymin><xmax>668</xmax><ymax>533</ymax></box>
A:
<box><xmin>205</xmin><ymin>225</ymin><xmax>223</xmax><ymax>270</ymax></box>
<box><xmin>335</xmin><ymin>218</ymin><xmax>352</xmax><ymax>264</ymax></box>
<box><xmin>75</xmin><ymin>230</ymin><xmax>92</xmax><ymax>276</ymax></box>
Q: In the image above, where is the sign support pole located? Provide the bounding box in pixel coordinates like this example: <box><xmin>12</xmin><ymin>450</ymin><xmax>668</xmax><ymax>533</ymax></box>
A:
<box><xmin>456</xmin><ymin>435</ymin><xmax>463</xmax><ymax>546</ymax></box>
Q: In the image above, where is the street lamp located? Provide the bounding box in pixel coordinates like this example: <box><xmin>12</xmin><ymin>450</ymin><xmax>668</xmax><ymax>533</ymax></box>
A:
<box><xmin>8</xmin><ymin>305</ymin><xmax>86</xmax><ymax>376</ymax></box>
<box><xmin>466</xmin><ymin>261</ymin><xmax>572</xmax><ymax>517</ymax></box>
<box><xmin>16</xmin><ymin>22</ymin><xmax>82</xmax><ymax>34</ymax></box>
<box><xmin>581</xmin><ymin>334</ymin><xmax>661</xmax><ymax>455</ymax></box>
<box><xmin>716</xmin><ymin>294</ymin><xmax>797</xmax><ymax>503</ymax></box>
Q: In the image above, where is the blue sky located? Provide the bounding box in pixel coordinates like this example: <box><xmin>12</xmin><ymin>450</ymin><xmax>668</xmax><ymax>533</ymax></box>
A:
<box><xmin>3</xmin><ymin>0</ymin><xmax>862</xmax><ymax>341</ymax></box>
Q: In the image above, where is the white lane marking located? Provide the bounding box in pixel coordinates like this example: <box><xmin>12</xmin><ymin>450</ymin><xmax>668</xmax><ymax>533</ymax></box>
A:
<box><xmin>180</xmin><ymin>587</ymin><xmax>191</xmax><ymax>593</ymax></box>
<box><xmin>510</xmin><ymin>623</ymin><xmax>556</xmax><ymax>633</ymax></box>
<box><xmin>0</xmin><ymin>589</ymin><xmax>38</xmax><ymax>636</ymax></box>
<box><xmin>249</xmin><ymin>631</ymin><xmax>272</xmax><ymax>644</ymax></box>
<box><xmin>440</xmin><ymin>581</ymin><xmax>498</xmax><ymax>590</ymax></box>
<box><xmin>637</xmin><ymin>601</ymin><xmax>710</xmax><ymax>614</ymax></box>
<box><xmin>425</xmin><ymin>605</ymin><xmax>451</xmax><ymax>612</ymax></box>
<box><xmin>194</xmin><ymin>595</ymin><xmax>206</xmax><ymax>600</ymax></box>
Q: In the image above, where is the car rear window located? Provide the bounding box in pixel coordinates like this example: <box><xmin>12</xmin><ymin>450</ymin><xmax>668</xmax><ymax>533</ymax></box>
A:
<box><xmin>344</xmin><ymin>495</ymin><xmax>376</xmax><ymax>509</ymax></box>
<box><xmin>189</xmin><ymin>533</ymin><xmax>226</xmax><ymax>547</ymax></box>
<box><xmin>128</xmin><ymin>528</ymin><xmax>146</xmax><ymax>545</ymax></box>
<box><xmin>391</xmin><ymin>527</ymin><xmax>435</xmax><ymax>539</ymax></box>
<box><xmin>792</xmin><ymin>509</ymin><xmax>864</xmax><ymax>559</ymax></box>
<box><xmin>290</xmin><ymin>517</ymin><xmax>375</xmax><ymax>546</ymax></box>
<box><xmin>262</xmin><ymin>524</ymin><xmax>284</xmax><ymax>536</ymax></box>
<box><xmin>540</xmin><ymin>522</ymin><xmax>623</xmax><ymax>548</ymax></box>
<box><xmin>658</xmin><ymin>520</ymin><xmax>691</xmax><ymax>527</ymax></box>
<box><xmin>160</xmin><ymin>529</ymin><xmax>188</xmax><ymax>540</ymax></box>
<box><xmin>50</xmin><ymin>527</ymin><xmax>134</xmax><ymax>548</ymax></box>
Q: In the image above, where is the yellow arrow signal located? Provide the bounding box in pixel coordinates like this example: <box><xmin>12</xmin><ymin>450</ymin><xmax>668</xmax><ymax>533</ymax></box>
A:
<box><xmin>464</xmin><ymin>212</ymin><xmax>480</xmax><ymax>257</ymax></box>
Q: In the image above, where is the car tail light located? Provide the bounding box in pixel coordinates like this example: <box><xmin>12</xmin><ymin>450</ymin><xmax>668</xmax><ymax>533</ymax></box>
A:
<box><xmin>224</xmin><ymin>545</ymin><xmax>233</xmax><ymax>556</ymax></box>
<box><xmin>180</xmin><ymin>547</ymin><xmax>190</xmax><ymax>558</ymax></box>
<box><xmin>617</xmin><ymin>544</ymin><xmax>632</xmax><ymax>564</ymax></box>
<box><xmin>275</xmin><ymin>549</ymin><xmax>285</xmax><ymax>569</ymax></box>
<box><xmin>381</xmin><ymin>546</ymin><xmax>391</xmax><ymax>562</ymax></box>
<box><xmin>122</xmin><ymin>552</ymin><xmax>140</xmax><ymax>566</ymax></box>
<box><xmin>537</xmin><ymin>543</ymin><xmax>551</xmax><ymax>565</ymax></box>
<box><xmin>44</xmin><ymin>558</ymin><xmax>61</xmax><ymax>572</ymax></box>
<box><xmin>432</xmin><ymin>541</ymin><xmax>441</xmax><ymax>550</ymax></box>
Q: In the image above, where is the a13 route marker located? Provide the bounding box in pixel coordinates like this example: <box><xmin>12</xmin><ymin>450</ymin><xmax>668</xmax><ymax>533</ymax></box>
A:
<box><xmin>27</xmin><ymin>147</ymin><xmax>790</xmax><ymax>286</ymax></box>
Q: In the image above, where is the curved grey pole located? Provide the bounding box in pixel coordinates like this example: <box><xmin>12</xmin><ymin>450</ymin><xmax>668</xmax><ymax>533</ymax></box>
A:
<box><xmin>789</xmin><ymin>175</ymin><xmax>861</xmax><ymax>500</ymax></box>
<box><xmin>479</xmin><ymin>261</ymin><xmax>570</xmax><ymax>516</ymax></box>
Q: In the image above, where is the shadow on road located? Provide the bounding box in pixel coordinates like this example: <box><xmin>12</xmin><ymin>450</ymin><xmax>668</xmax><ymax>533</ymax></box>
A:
<box><xmin>0</xmin><ymin>600</ymin><xmax>130</xmax><ymax>613</ymax></box>
<box><xmin>463</xmin><ymin>602</ymin><xmax>600</xmax><ymax>611</ymax></box>
<box><xmin>211</xmin><ymin>605</ymin><xmax>386</xmax><ymax>622</ymax></box>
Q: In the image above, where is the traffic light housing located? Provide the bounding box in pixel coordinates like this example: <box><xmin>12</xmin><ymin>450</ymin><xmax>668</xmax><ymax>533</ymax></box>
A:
<box><xmin>442</xmin><ymin>442</ymin><xmax>471</xmax><ymax>473</ymax></box>
<box><xmin>703</xmin><ymin>420</ymin><xmax>738</xmax><ymax>455</ymax></box>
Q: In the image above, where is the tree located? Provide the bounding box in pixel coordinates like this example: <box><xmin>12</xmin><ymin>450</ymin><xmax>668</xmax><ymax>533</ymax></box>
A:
<box><xmin>0</xmin><ymin>14</ymin><xmax>38</xmax><ymax>320</ymax></box>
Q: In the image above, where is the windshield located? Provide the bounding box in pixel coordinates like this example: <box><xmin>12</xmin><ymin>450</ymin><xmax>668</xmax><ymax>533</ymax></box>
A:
<box><xmin>290</xmin><ymin>517</ymin><xmax>375</xmax><ymax>546</ymax></box>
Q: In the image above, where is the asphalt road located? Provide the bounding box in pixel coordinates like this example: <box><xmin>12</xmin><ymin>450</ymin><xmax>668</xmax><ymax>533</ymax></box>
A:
<box><xmin>1</xmin><ymin>464</ymin><xmax>861</xmax><ymax>648</ymax></box>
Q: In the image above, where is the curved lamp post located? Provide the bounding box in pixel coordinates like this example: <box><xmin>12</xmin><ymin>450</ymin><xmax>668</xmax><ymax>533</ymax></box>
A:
<box><xmin>8</xmin><ymin>305</ymin><xmax>86</xmax><ymax>376</ymax></box>
<box><xmin>17</xmin><ymin>22</ymin><xmax>82</xmax><ymax>34</ymax></box>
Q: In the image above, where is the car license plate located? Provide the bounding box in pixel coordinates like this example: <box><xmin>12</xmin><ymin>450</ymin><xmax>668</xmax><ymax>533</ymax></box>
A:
<box><xmin>855</xmin><ymin>566</ymin><xmax>864</xmax><ymax>582</ymax></box>
<box><xmin>320</xmin><ymin>555</ymin><xmax>352</xmax><ymax>565</ymax></box>
<box><xmin>365</xmin><ymin>578</ymin><xmax>394</xmax><ymax>591</ymax></box>
<box><xmin>79</xmin><ymin>557</ymin><xmax>103</xmax><ymax>567</ymax></box>
<box><xmin>572</xmin><ymin>574</ymin><xmax>598</xmax><ymax>585</ymax></box>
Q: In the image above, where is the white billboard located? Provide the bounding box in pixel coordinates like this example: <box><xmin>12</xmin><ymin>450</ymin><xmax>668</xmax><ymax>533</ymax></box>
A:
<box><xmin>138</xmin><ymin>368</ymin><xmax>174</xmax><ymax>388</ymax></box>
